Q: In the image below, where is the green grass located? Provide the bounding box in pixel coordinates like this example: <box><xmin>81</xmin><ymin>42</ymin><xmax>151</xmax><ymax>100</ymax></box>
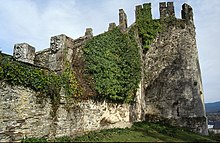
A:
<box><xmin>22</xmin><ymin>121</ymin><xmax>219</xmax><ymax>142</ymax></box>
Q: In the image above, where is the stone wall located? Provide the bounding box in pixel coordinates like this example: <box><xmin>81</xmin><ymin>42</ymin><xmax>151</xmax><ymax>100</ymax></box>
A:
<box><xmin>0</xmin><ymin>82</ymin><xmax>134</xmax><ymax>142</ymax></box>
<box><xmin>0</xmin><ymin>2</ymin><xmax>208</xmax><ymax>142</ymax></box>
<box><xmin>143</xmin><ymin>18</ymin><xmax>207</xmax><ymax>134</ymax></box>
<box><xmin>35</xmin><ymin>34</ymin><xmax>75</xmax><ymax>72</ymax></box>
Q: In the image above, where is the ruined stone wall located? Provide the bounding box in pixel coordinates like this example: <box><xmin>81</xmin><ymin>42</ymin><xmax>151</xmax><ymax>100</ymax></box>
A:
<box><xmin>34</xmin><ymin>34</ymin><xmax>75</xmax><ymax>72</ymax></box>
<box><xmin>0</xmin><ymin>82</ymin><xmax>133</xmax><ymax>142</ymax></box>
<box><xmin>0</xmin><ymin>2</ymin><xmax>208</xmax><ymax>142</ymax></box>
<box><xmin>34</xmin><ymin>30</ymin><xmax>92</xmax><ymax>75</ymax></box>
<box><xmin>13</xmin><ymin>43</ymin><xmax>35</xmax><ymax>64</ymax></box>
<box><xmin>143</xmin><ymin>18</ymin><xmax>207</xmax><ymax>134</ymax></box>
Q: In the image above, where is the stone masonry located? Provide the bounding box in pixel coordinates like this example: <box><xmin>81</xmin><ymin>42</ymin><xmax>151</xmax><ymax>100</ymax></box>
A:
<box><xmin>142</xmin><ymin>2</ymin><xmax>207</xmax><ymax>134</ymax></box>
<box><xmin>13</xmin><ymin>43</ymin><xmax>35</xmax><ymax>64</ymax></box>
<box><xmin>0</xmin><ymin>2</ymin><xmax>208</xmax><ymax>142</ymax></box>
<box><xmin>0</xmin><ymin>82</ymin><xmax>132</xmax><ymax>142</ymax></box>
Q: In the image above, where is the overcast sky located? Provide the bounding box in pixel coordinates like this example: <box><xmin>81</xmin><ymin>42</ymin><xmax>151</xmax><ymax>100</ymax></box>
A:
<box><xmin>0</xmin><ymin>0</ymin><xmax>219</xmax><ymax>103</ymax></box>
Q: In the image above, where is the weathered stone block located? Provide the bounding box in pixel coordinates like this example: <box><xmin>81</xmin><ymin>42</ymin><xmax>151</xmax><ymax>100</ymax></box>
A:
<box><xmin>108</xmin><ymin>23</ymin><xmax>116</xmax><ymax>31</ymax></box>
<box><xmin>119</xmin><ymin>9</ymin><xmax>127</xmax><ymax>32</ymax></box>
<box><xmin>50</xmin><ymin>35</ymin><xmax>65</xmax><ymax>53</ymax></box>
<box><xmin>159</xmin><ymin>2</ymin><xmax>175</xmax><ymax>19</ymax></box>
<box><xmin>85</xmin><ymin>28</ymin><xmax>93</xmax><ymax>37</ymax></box>
<box><xmin>13</xmin><ymin>43</ymin><xmax>35</xmax><ymax>64</ymax></box>
<box><xmin>181</xmin><ymin>3</ymin><xmax>194</xmax><ymax>23</ymax></box>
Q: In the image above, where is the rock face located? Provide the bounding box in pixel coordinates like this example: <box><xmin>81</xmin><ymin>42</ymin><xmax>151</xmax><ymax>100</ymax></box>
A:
<box><xmin>0</xmin><ymin>2</ymin><xmax>208</xmax><ymax>142</ymax></box>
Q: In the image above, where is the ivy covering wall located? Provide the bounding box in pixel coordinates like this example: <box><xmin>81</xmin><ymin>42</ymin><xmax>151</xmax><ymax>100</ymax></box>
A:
<box><xmin>83</xmin><ymin>4</ymin><xmax>162</xmax><ymax>103</ymax></box>
<box><xmin>136</xmin><ymin>4</ymin><xmax>161</xmax><ymax>51</ymax></box>
<box><xmin>83</xmin><ymin>28</ymin><xmax>141</xmax><ymax>103</ymax></box>
<box><xmin>0</xmin><ymin>54</ymin><xmax>81</xmax><ymax>99</ymax></box>
<box><xmin>0</xmin><ymin>4</ymin><xmax>162</xmax><ymax>104</ymax></box>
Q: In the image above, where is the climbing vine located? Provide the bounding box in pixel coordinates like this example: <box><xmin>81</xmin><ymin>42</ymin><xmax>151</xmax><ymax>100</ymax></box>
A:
<box><xmin>83</xmin><ymin>28</ymin><xmax>141</xmax><ymax>103</ymax></box>
<box><xmin>136</xmin><ymin>4</ymin><xmax>161</xmax><ymax>52</ymax></box>
<box><xmin>62</xmin><ymin>63</ymin><xmax>82</xmax><ymax>98</ymax></box>
<box><xmin>0</xmin><ymin>4</ymin><xmax>163</xmax><ymax>105</ymax></box>
<box><xmin>0</xmin><ymin>55</ymin><xmax>57</xmax><ymax>93</ymax></box>
<box><xmin>0</xmin><ymin>54</ymin><xmax>81</xmax><ymax>112</ymax></box>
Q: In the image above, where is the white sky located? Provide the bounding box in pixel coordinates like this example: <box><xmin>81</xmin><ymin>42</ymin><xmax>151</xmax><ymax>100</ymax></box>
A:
<box><xmin>0</xmin><ymin>0</ymin><xmax>219</xmax><ymax>103</ymax></box>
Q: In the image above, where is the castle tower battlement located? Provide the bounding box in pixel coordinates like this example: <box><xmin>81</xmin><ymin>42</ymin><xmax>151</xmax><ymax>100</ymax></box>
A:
<box><xmin>119</xmin><ymin>9</ymin><xmax>128</xmax><ymax>32</ymax></box>
<box><xmin>12</xmin><ymin>2</ymin><xmax>195</xmax><ymax>67</ymax></box>
<box><xmin>108</xmin><ymin>22</ymin><xmax>116</xmax><ymax>31</ymax></box>
<box><xmin>135</xmin><ymin>3</ymin><xmax>152</xmax><ymax>21</ymax></box>
<box><xmin>85</xmin><ymin>28</ymin><xmax>93</xmax><ymax>37</ymax></box>
<box><xmin>135</xmin><ymin>2</ymin><xmax>193</xmax><ymax>23</ymax></box>
<box><xmin>13</xmin><ymin>43</ymin><xmax>35</xmax><ymax>64</ymax></box>
<box><xmin>181</xmin><ymin>3</ymin><xmax>194</xmax><ymax>23</ymax></box>
<box><xmin>159</xmin><ymin>2</ymin><xmax>175</xmax><ymax>19</ymax></box>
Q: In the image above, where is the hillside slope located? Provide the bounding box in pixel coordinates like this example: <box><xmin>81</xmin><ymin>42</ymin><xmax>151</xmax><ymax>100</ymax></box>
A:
<box><xmin>22</xmin><ymin>122</ymin><xmax>218</xmax><ymax>142</ymax></box>
<box><xmin>206</xmin><ymin>101</ymin><xmax>220</xmax><ymax>113</ymax></box>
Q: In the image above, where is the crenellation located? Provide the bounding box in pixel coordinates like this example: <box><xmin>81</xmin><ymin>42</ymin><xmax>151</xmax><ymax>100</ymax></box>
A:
<box><xmin>135</xmin><ymin>3</ymin><xmax>152</xmax><ymax>21</ymax></box>
<box><xmin>135</xmin><ymin>5</ymin><xmax>142</xmax><ymax>20</ymax></box>
<box><xmin>108</xmin><ymin>22</ymin><xmax>116</xmax><ymax>31</ymax></box>
<box><xmin>13</xmin><ymin>43</ymin><xmax>35</xmax><ymax>64</ymax></box>
<box><xmin>143</xmin><ymin>3</ymin><xmax>152</xmax><ymax>19</ymax></box>
<box><xmin>85</xmin><ymin>28</ymin><xmax>93</xmax><ymax>37</ymax></box>
<box><xmin>143</xmin><ymin>3</ymin><xmax>151</xmax><ymax>9</ymax></box>
<box><xmin>50</xmin><ymin>35</ymin><xmax>65</xmax><ymax>53</ymax></box>
<box><xmin>159</xmin><ymin>2</ymin><xmax>167</xmax><ymax>18</ymax></box>
<box><xmin>181</xmin><ymin>3</ymin><xmax>194</xmax><ymax>24</ymax></box>
<box><xmin>159</xmin><ymin>2</ymin><xmax>175</xmax><ymax>19</ymax></box>
<box><xmin>167</xmin><ymin>2</ymin><xmax>175</xmax><ymax>17</ymax></box>
<box><xmin>119</xmin><ymin>9</ymin><xmax>127</xmax><ymax>32</ymax></box>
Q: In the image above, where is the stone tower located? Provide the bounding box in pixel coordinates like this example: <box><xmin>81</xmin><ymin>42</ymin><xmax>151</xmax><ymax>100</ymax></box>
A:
<box><xmin>139</xmin><ymin>2</ymin><xmax>208</xmax><ymax>134</ymax></box>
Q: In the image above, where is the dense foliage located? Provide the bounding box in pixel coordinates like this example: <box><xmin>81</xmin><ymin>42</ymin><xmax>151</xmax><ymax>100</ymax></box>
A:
<box><xmin>136</xmin><ymin>4</ymin><xmax>161</xmax><ymax>51</ymax></box>
<box><xmin>83</xmin><ymin>28</ymin><xmax>141</xmax><ymax>103</ymax></box>
<box><xmin>62</xmin><ymin>64</ymin><xmax>82</xmax><ymax>98</ymax></box>
<box><xmin>0</xmin><ymin>54</ymin><xmax>81</xmax><ymax>99</ymax></box>
<box><xmin>0</xmin><ymin>5</ymin><xmax>162</xmax><ymax>105</ymax></box>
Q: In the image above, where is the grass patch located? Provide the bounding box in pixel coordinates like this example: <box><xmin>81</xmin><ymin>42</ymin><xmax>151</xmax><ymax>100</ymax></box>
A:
<box><xmin>22</xmin><ymin>121</ymin><xmax>218</xmax><ymax>142</ymax></box>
